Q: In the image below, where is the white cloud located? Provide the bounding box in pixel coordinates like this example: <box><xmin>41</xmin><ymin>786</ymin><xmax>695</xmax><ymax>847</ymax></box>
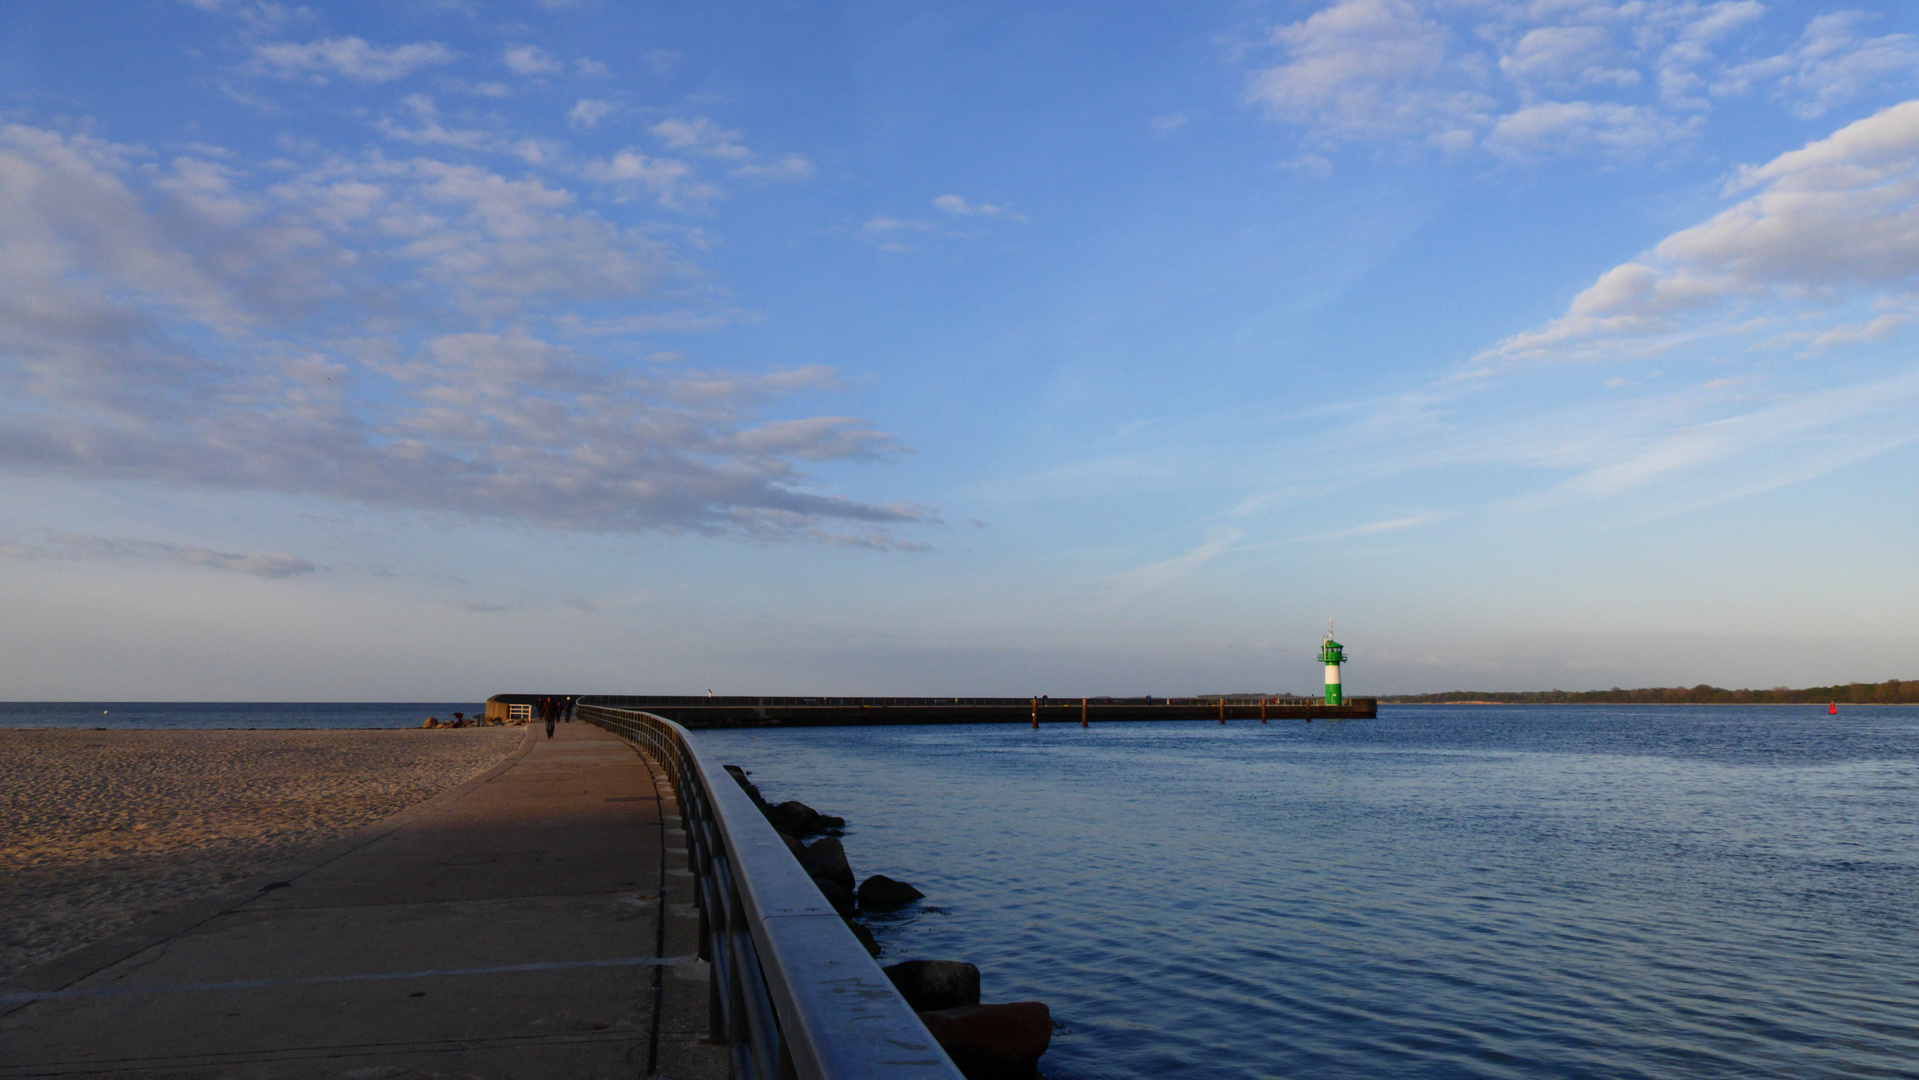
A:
<box><xmin>630</xmin><ymin>119</ymin><xmax>815</xmax><ymax>192</ymax></box>
<box><xmin>375</xmin><ymin>94</ymin><xmax>498</xmax><ymax>149</ymax></box>
<box><xmin>1280</xmin><ymin>152</ymin><xmax>1334</xmax><ymax>176</ymax></box>
<box><xmin>0</xmin><ymin>124</ymin><xmax>926</xmax><ymax>542</ymax></box>
<box><xmin>0</xmin><ymin>534</ymin><xmax>318</xmax><ymax>578</ymax></box>
<box><xmin>863</xmin><ymin>217</ymin><xmax>930</xmax><ymax>234</ymax></box>
<box><xmin>719</xmin><ymin>416</ymin><xmax>904</xmax><ymax>461</ymax></box>
<box><xmin>1806</xmin><ymin>312</ymin><xmax>1908</xmax><ymax>350</ymax></box>
<box><xmin>1500</xmin><ymin>26</ymin><xmax>1637</xmax><ymax>91</ymax></box>
<box><xmin>1262</xmin><ymin>101</ymin><xmax>1919</xmax><ymax>527</ymax></box>
<box><xmin>733</xmin><ymin>154</ymin><xmax>815</xmax><ymax>182</ymax></box>
<box><xmin>650</xmin><ymin>117</ymin><xmax>750</xmax><ymax>160</ymax></box>
<box><xmin>1245</xmin><ymin>2</ymin><xmax>1919</xmax><ymax>162</ymax></box>
<box><xmin>584</xmin><ymin>149</ymin><xmax>719</xmax><ymax>208</ymax></box>
<box><xmin>641</xmin><ymin>49</ymin><xmax>681</xmax><ymax>76</ymax></box>
<box><xmin>933</xmin><ymin>194</ymin><xmax>1025</xmax><ymax>220</ymax></box>
<box><xmin>1248</xmin><ymin>0</ymin><xmax>1488</xmax><ymax>143</ymax></box>
<box><xmin>248</xmin><ymin>37</ymin><xmax>456</xmax><ymax>83</ymax></box>
<box><xmin>1150</xmin><ymin>112</ymin><xmax>1189</xmax><ymax>136</ymax></box>
<box><xmin>1512</xmin><ymin>370</ymin><xmax>1919</xmax><ymax>511</ymax></box>
<box><xmin>1478</xmin><ymin>100</ymin><xmax>1919</xmax><ymax>368</ymax></box>
<box><xmin>502</xmin><ymin>44</ymin><xmax>561</xmax><ymax>76</ymax></box>
<box><xmin>447</xmin><ymin>79</ymin><xmax>513</xmax><ymax>98</ymax></box>
<box><xmin>1288</xmin><ymin>511</ymin><xmax>1452</xmax><ymax>543</ymax></box>
<box><xmin>1717</xmin><ymin>12</ymin><xmax>1919</xmax><ymax>119</ymax></box>
<box><xmin>1485</xmin><ymin>101</ymin><xmax>1698</xmax><ymax>161</ymax></box>
<box><xmin>1120</xmin><ymin>528</ymin><xmax>1244</xmax><ymax>592</ymax></box>
<box><xmin>567</xmin><ymin>98</ymin><xmax>618</xmax><ymax>131</ymax></box>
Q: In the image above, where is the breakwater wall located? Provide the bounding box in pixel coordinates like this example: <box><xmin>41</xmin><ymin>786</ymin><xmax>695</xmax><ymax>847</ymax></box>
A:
<box><xmin>557</xmin><ymin>694</ymin><xmax>1376</xmax><ymax>728</ymax></box>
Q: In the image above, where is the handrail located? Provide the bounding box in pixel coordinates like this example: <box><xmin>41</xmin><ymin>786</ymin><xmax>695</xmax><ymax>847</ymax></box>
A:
<box><xmin>578</xmin><ymin>701</ymin><xmax>966</xmax><ymax>1080</ymax></box>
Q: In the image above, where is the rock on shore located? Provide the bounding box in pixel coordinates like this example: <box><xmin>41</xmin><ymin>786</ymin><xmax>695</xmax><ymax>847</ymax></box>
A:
<box><xmin>916</xmin><ymin>1002</ymin><xmax>1053</xmax><ymax>1080</ymax></box>
<box><xmin>884</xmin><ymin>960</ymin><xmax>980</xmax><ymax>1011</ymax></box>
<box><xmin>858</xmin><ymin>873</ymin><xmax>925</xmax><ymax>910</ymax></box>
<box><xmin>798</xmin><ymin>836</ymin><xmax>855</xmax><ymax>891</ymax></box>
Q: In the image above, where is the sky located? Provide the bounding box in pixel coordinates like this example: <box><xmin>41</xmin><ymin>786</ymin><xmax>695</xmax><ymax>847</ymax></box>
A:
<box><xmin>2</xmin><ymin>0</ymin><xmax>1917</xmax><ymax>699</ymax></box>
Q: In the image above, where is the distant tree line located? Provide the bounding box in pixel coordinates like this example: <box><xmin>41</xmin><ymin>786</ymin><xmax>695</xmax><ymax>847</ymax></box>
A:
<box><xmin>1382</xmin><ymin>679</ymin><xmax>1919</xmax><ymax>705</ymax></box>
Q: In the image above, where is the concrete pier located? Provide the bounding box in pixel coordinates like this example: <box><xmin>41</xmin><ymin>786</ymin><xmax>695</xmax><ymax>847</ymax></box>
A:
<box><xmin>0</xmin><ymin>723</ymin><xmax>725</xmax><ymax>1079</ymax></box>
<box><xmin>534</xmin><ymin>694</ymin><xmax>1380</xmax><ymax>727</ymax></box>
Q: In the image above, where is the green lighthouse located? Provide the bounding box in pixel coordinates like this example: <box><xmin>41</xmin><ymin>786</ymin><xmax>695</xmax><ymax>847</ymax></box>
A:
<box><xmin>1318</xmin><ymin>623</ymin><xmax>1347</xmax><ymax>706</ymax></box>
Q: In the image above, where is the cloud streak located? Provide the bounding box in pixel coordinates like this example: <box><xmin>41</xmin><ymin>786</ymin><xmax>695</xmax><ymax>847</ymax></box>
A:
<box><xmin>0</xmin><ymin>124</ymin><xmax>926</xmax><ymax>542</ymax></box>
<box><xmin>1477</xmin><ymin>100</ymin><xmax>1919</xmax><ymax>369</ymax></box>
<box><xmin>0</xmin><ymin>534</ymin><xmax>318</xmax><ymax>578</ymax></box>
<box><xmin>248</xmin><ymin>37</ymin><xmax>457</xmax><ymax>83</ymax></box>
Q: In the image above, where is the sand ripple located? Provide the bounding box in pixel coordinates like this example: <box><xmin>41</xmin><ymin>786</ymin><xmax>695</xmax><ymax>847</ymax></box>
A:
<box><xmin>0</xmin><ymin>727</ymin><xmax>523</xmax><ymax>979</ymax></box>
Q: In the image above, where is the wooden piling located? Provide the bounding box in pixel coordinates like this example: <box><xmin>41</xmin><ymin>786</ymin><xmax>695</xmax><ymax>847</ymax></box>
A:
<box><xmin>1031</xmin><ymin>697</ymin><xmax>1038</xmax><ymax>729</ymax></box>
<box><xmin>1081</xmin><ymin>697</ymin><xmax>1088</xmax><ymax>727</ymax></box>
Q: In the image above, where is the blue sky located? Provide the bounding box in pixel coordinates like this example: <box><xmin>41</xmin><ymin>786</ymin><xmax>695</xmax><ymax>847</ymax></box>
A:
<box><xmin>3</xmin><ymin>0</ymin><xmax>1917</xmax><ymax>699</ymax></box>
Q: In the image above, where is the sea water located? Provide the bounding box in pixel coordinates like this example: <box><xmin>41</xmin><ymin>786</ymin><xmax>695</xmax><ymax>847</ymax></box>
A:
<box><xmin>0</xmin><ymin>702</ymin><xmax>486</xmax><ymax>729</ymax></box>
<box><xmin>698</xmin><ymin>706</ymin><xmax>1919</xmax><ymax>1079</ymax></box>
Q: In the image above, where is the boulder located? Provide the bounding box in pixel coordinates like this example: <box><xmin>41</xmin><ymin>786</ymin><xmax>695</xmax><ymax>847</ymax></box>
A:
<box><xmin>421</xmin><ymin>717</ymin><xmax>440</xmax><ymax>729</ymax></box>
<box><xmin>766</xmin><ymin>799</ymin><xmax>816</xmax><ymax>832</ymax></box>
<box><xmin>779</xmin><ymin>833</ymin><xmax>806</xmax><ymax>860</ymax></box>
<box><xmin>916</xmin><ymin>1003</ymin><xmax>1051</xmax><ymax>1080</ymax></box>
<box><xmin>883</xmin><ymin>960</ymin><xmax>979</xmax><ymax>1011</ymax></box>
<box><xmin>797</xmin><ymin>836</ymin><xmax>854</xmax><ymax>891</ymax></box>
<box><xmin>814</xmin><ymin>877</ymin><xmax>856</xmax><ymax>917</ymax></box>
<box><xmin>767</xmin><ymin>800</ymin><xmax>844</xmax><ymax>835</ymax></box>
<box><xmin>844</xmin><ymin>918</ymin><xmax>881</xmax><ymax>957</ymax></box>
<box><xmin>858</xmin><ymin>874</ymin><xmax>925</xmax><ymax>911</ymax></box>
<box><xmin>723</xmin><ymin>765</ymin><xmax>770</xmax><ymax>811</ymax></box>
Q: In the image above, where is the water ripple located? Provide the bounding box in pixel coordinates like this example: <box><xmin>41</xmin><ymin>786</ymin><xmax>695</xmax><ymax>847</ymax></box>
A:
<box><xmin>700</xmin><ymin>706</ymin><xmax>1919</xmax><ymax>1078</ymax></box>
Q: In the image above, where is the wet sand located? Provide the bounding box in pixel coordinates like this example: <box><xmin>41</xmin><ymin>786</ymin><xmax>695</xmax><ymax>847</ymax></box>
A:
<box><xmin>0</xmin><ymin>727</ymin><xmax>525</xmax><ymax>979</ymax></box>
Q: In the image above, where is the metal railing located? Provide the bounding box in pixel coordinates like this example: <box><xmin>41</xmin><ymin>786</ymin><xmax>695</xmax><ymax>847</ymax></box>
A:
<box><xmin>578</xmin><ymin>701</ymin><xmax>966</xmax><ymax>1080</ymax></box>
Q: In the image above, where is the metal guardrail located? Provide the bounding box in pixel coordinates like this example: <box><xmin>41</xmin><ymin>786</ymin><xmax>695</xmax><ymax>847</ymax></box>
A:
<box><xmin>578</xmin><ymin>701</ymin><xmax>966</xmax><ymax>1080</ymax></box>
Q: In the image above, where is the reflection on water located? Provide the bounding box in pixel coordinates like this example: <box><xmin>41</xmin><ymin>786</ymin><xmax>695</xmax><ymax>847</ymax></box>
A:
<box><xmin>699</xmin><ymin>706</ymin><xmax>1919</xmax><ymax>1079</ymax></box>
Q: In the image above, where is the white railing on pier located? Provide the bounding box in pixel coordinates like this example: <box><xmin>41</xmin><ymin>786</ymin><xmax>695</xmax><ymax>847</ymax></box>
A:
<box><xmin>577</xmin><ymin>701</ymin><xmax>966</xmax><ymax>1080</ymax></box>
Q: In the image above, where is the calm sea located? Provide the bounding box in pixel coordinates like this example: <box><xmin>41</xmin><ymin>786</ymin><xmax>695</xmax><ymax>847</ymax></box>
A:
<box><xmin>0</xmin><ymin>702</ymin><xmax>486</xmax><ymax>729</ymax></box>
<box><xmin>699</xmin><ymin>705</ymin><xmax>1919</xmax><ymax>1080</ymax></box>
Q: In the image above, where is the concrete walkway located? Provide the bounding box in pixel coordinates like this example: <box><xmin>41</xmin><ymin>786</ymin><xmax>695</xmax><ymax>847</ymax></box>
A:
<box><xmin>0</xmin><ymin>722</ymin><xmax>726</xmax><ymax>1079</ymax></box>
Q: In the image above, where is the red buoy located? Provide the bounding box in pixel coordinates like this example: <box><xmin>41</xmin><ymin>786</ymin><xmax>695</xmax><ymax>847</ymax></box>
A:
<box><xmin>1829</xmin><ymin>701</ymin><xmax>1838</xmax><ymax>715</ymax></box>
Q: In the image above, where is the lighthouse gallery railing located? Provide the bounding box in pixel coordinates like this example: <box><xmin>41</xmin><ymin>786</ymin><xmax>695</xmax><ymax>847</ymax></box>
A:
<box><xmin>576</xmin><ymin>701</ymin><xmax>965</xmax><ymax>1080</ymax></box>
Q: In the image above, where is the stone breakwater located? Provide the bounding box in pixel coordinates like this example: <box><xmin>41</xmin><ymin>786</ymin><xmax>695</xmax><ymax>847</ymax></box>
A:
<box><xmin>723</xmin><ymin>764</ymin><xmax>1054</xmax><ymax>1080</ymax></box>
<box><xmin>0</xmin><ymin>727</ymin><xmax>523</xmax><ymax>979</ymax></box>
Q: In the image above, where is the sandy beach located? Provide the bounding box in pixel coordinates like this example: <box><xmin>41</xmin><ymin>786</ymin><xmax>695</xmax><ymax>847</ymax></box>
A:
<box><xmin>0</xmin><ymin>726</ymin><xmax>525</xmax><ymax>979</ymax></box>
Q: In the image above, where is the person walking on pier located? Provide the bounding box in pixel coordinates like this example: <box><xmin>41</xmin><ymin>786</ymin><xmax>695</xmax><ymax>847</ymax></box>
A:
<box><xmin>541</xmin><ymin>696</ymin><xmax>556</xmax><ymax>739</ymax></box>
